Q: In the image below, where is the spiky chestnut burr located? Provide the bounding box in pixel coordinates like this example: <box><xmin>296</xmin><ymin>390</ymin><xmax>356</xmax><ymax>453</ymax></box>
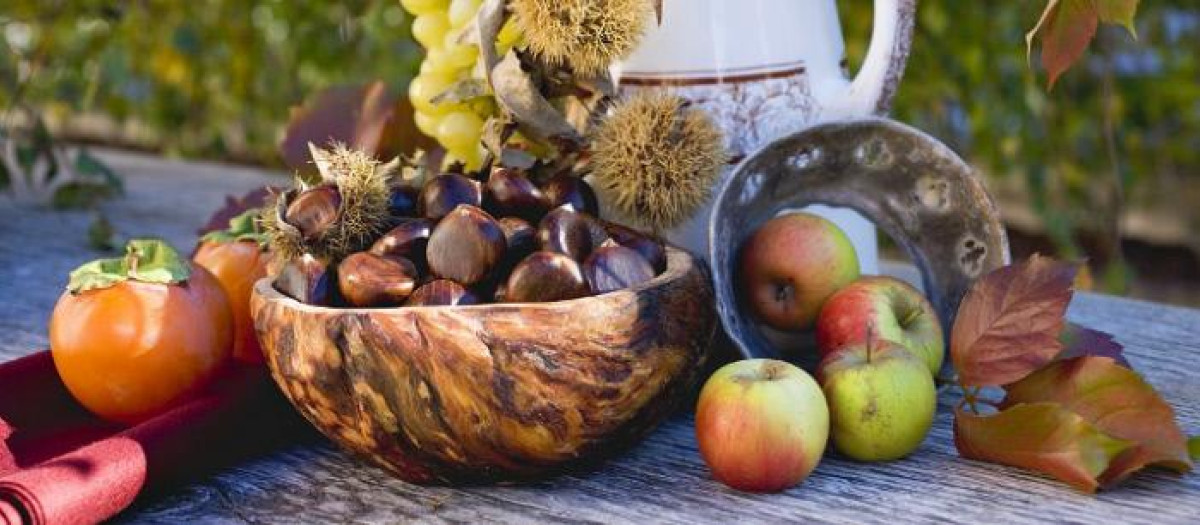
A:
<box><xmin>510</xmin><ymin>0</ymin><xmax>652</xmax><ymax>76</ymax></box>
<box><xmin>590</xmin><ymin>92</ymin><xmax>727</xmax><ymax>233</ymax></box>
<box><xmin>262</xmin><ymin>143</ymin><xmax>395</xmax><ymax>261</ymax></box>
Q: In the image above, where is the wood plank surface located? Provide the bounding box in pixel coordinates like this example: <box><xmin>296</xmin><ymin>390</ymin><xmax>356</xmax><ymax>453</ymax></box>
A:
<box><xmin>1</xmin><ymin>150</ymin><xmax>1198</xmax><ymax>524</ymax></box>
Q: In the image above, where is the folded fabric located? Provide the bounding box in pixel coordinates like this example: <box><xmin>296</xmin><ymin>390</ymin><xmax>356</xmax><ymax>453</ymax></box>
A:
<box><xmin>0</xmin><ymin>351</ymin><xmax>313</xmax><ymax>525</ymax></box>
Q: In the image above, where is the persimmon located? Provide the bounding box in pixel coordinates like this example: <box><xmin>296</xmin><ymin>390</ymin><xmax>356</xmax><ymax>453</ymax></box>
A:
<box><xmin>50</xmin><ymin>239</ymin><xmax>233</xmax><ymax>424</ymax></box>
<box><xmin>194</xmin><ymin>210</ymin><xmax>272</xmax><ymax>364</ymax></box>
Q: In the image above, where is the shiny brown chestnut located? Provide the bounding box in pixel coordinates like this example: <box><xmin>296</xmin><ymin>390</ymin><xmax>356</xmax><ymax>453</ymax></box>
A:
<box><xmin>337</xmin><ymin>252</ymin><xmax>419</xmax><ymax>307</ymax></box>
<box><xmin>426</xmin><ymin>205</ymin><xmax>508</xmax><ymax>285</ymax></box>
<box><xmin>498</xmin><ymin>217</ymin><xmax>537</xmax><ymax>260</ymax></box>
<box><xmin>405</xmin><ymin>279</ymin><xmax>481</xmax><ymax>306</ymax></box>
<box><xmin>421</xmin><ymin>173</ymin><xmax>483</xmax><ymax>220</ymax></box>
<box><xmin>285</xmin><ymin>185</ymin><xmax>341</xmax><ymax>241</ymax></box>
<box><xmin>542</xmin><ymin>173</ymin><xmax>599</xmax><ymax>216</ymax></box>
<box><xmin>274</xmin><ymin>254</ymin><xmax>334</xmax><ymax>305</ymax></box>
<box><xmin>387</xmin><ymin>187</ymin><xmax>419</xmax><ymax>218</ymax></box>
<box><xmin>604</xmin><ymin>222</ymin><xmax>667</xmax><ymax>273</ymax></box>
<box><xmin>537</xmin><ymin>206</ymin><xmax>602</xmax><ymax>262</ymax></box>
<box><xmin>583</xmin><ymin>242</ymin><xmax>657</xmax><ymax>294</ymax></box>
<box><xmin>369</xmin><ymin>218</ymin><xmax>434</xmax><ymax>268</ymax></box>
<box><xmin>485</xmin><ymin>168</ymin><xmax>549</xmax><ymax>221</ymax></box>
<box><xmin>505</xmin><ymin>251</ymin><xmax>590</xmax><ymax>303</ymax></box>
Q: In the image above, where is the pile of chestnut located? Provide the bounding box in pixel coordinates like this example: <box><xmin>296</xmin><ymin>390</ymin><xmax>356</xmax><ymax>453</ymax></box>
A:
<box><xmin>280</xmin><ymin>168</ymin><xmax>668</xmax><ymax>308</ymax></box>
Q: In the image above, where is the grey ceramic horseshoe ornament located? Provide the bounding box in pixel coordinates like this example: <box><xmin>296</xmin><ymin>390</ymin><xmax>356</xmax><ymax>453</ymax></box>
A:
<box><xmin>709</xmin><ymin>118</ymin><xmax>1010</xmax><ymax>360</ymax></box>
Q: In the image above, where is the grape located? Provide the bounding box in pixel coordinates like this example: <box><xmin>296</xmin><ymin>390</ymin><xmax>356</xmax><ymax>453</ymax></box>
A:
<box><xmin>411</xmin><ymin>12</ymin><xmax>450</xmax><ymax>49</ymax></box>
<box><xmin>444</xmin><ymin>147</ymin><xmax>483</xmax><ymax>170</ymax></box>
<box><xmin>400</xmin><ymin>0</ymin><xmax>449</xmax><ymax>16</ymax></box>
<box><xmin>407</xmin><ymin>0</ymin><xmax>519</xmax><ymax>163</ymax></box>
<box><xmin>437</xmin><ymin>111</ymin><xmax>484</xmax><ymax>152</ymax></box>
<box><xmin>442</xmin><ymin>42</ymin><xmax>479</xmax><ymax>71</ymax></box>
<box><xmin>497</xmin><ymin>18</ymin><xmax>523</xmax><ymax>51</ymax></box>
<box><xmin>408</xmin><ymin>72</ymin><xmax>455</xmax><ymax>112</ymax></box>
<box><xmin>414</xmin><ymin>111</ymin><xmax>441</xmax><ymax>138</ymax></box>
<box><xmin>447</xmin><ymin>0</ymin><xmax>482</xmax><ymax>28</ymax></box>
<box><xmin>422</xmin><ymin>47</ymin><xmax>458</xmax><ymax>75</ymax></box>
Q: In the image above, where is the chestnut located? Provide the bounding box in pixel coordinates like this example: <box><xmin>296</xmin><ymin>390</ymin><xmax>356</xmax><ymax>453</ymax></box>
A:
<box><xmin>420</xmin><ymin>173</ymin><xmax>483</xmax><ymax>220</ymax></box>
<box><xmin>498</xmin><ymin>217</ymin><xmax>537</xmax><ymax>261</ymax></box>
<box><xmin>369</xmin><ymin>218</ymin><xmax>433</xmax><ymax>269</ymax></box>
<box><xmin>406</xmin><ymin>279</ymin><xmax>481</xmax><ymax>307</ymax></box>
<box><xmin>286</xmin><ymin>185</ymin><xmax>341</xmax><ymax>241</ymax></box>
<box><xmin>583</xmin><ymin>242</ymin><xmax>657</xmax><ymax>294</ymax></box>
<box><xmin>275</xmin><ymin>254</ymin><xmax>334</xmax><ymax>305</ymax></box>
<box><xmin>604</xmin><ymin>222</ymin><xmax>667</xmax><ymax>273</ymax></box>
<box><xmin>336</xmin><ymin>252</ymin><xmax>419</xmax><ymax>307</ymax></box>
<box><xmin>493</xmin><ymin>282</ymin><xmax>509</xmax><ymax>303</ymax></box>
<box><xmin>504</xmin><ymin>252</ymin><xmax>590</xmax><ymax>303</ymax></box>
<box><xmin>485</xmin><ymin>167</ymin><xmax>549</xmax><ymax>221</ymax></box>
<box><xmin>426</xmin><ymin>205</ymin><xmax>508</xmax><ymax>285</ymax></box>
<box><xmin>387</xmin><ymin>187</ymin><xmax>419</xmax><ymax>218</ymax></box>
<box><xmin>542</xmin><ymin>173</ymin><xmax>599</xmax><ymax>216</ymax></box>
<box><xmin>537</xmin><ymin>206</ymin><xmax>602</xmax><ymax>262</ymax></box>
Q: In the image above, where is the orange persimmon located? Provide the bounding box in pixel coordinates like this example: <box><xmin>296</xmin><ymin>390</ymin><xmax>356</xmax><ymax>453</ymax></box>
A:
<box><xmin>194</xmin><ymin>239</ymin><xmax>270</xmax><ymax>364</ymax></box>
<box><xmin>50</xmin><ymin>239</ymin><xmax>233</xmax><ymax>424</ymax></box>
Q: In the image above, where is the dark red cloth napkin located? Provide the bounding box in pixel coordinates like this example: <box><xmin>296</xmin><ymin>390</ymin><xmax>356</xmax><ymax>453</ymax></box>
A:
<box><xmin>0</xmin><ymin>351</ymin><xmax>313</xmax><ymax>525</ymax></box>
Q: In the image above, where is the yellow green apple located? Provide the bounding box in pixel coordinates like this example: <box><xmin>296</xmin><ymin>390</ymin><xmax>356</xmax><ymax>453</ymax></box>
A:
<box><xmin>737</xmin><ymin>212</ymin><xmax>859</xmax><ymax>332</ymax></box>
<box><xmin>695</xmin><ymin>359</ymin><xmax>829</xmax><ymax>492</ymax></box>
<box><xmin>816</xmin><ymin>276</ymin><xmax>944</xmax><ymax>374</ymax></box>
<box><xmin>818</xmin><ymin>340</ymin><xmax>936</xmax><ymax>461</ymax></box>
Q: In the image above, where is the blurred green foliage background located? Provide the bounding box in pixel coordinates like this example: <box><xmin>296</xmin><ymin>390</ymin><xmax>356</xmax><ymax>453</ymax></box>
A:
<box><xmin>2</xmin><ymin>1</ymin><xmax>1198</xmax><ymax>302</ymax></box>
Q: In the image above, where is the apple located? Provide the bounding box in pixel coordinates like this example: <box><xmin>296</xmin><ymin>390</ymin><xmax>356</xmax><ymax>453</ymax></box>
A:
<box><xmin>818</xmin><ymin>340</ymin><xmax>936</xmax><ymax>462</ymax></box>
<box><xmin>695</xmin><ymin>359</ymin><xmax>829</xmax><ymax>492</ymax></box>
<box><xmin>816</xmin><ymin>276</ymin><xmax>944</xmax><ymax>374</ymax></box>
<box><xmin>737</xmin><ymin>212</ymin><xmax>859</xmax><ymax>332</ymax></box>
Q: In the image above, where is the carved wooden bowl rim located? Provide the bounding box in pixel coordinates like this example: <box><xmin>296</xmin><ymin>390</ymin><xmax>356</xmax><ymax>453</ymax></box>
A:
<box><xmin>252</xmin><ymin>246</ymin><xmax>699</xmax><ymax>313</ymax></box>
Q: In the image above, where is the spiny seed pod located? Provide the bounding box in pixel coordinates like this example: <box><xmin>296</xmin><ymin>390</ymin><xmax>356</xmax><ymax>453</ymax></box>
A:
<box><xmin>511</xmin><ymin>0</ymin><xmax>652</xmax><ymax>76</ymax></box>
<box><xmin>590</xmin><ymin>92</ymin><xmax>727</xmax><ymax>233</ymax></box>
<box><xmin>263</xmin><ymin>143</ymin><xmax>394</xmax><ymax>260</ymax></box>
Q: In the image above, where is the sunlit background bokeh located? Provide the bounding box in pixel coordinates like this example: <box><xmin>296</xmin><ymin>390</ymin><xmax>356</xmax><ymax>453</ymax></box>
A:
<box><xmin>2</xmin><ymin>1</ymin><xmax>1197</xmax><ymax>305</ymax></box>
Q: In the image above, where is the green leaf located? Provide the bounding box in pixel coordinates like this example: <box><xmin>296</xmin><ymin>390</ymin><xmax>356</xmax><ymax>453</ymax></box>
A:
<box><xmin>67</xmin><ymin>238</ymin><xmax>191</xmax><ymax>293</ymax></box>
<box><xmin>74</xmin><ymin>148</ymin><xmax>125</xmax><ymax>195</ymax></box>
<box><xmin>125</xmin><ymin>238</ymin><xmax>191</xmax><ymax>284</ymax></box>
<box><xmin>955</xmin><ymin>402</ymin><xmax>1134</xmax><ymax>493</ymax></box>
<box><xmin>200</xmin><ymin>209</ymin><xmax>267</xmax><ymax>245</ymax></box>
<box><xmin>67</xmin><ymin>258</ymin><xmax>130</xmax><ymax>294</ymax></box>
<box><xmin>1003</xmin><ymin>356</ymin><xmax>1193</xmax><ymax>486</ymax></box>
<box><xmin>1189</xmin><ymin>436</ymin><xmax>1200</xmax><ymax>461</ymax></box>
<box><xmin>1096</xmin><ymin>0</ymin><xmax>1139</xmax><ymax>36</ymax></box>
<box><xmin>87</xmin><ymin>213</ymin><xmax>118</xmax><ymax>252</ymax></box>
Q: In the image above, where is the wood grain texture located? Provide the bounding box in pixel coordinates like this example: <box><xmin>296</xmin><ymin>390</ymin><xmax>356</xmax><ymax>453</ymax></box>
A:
<box><xmin>250</xmin><ymin>248</ymin><xmax>715</xmax><ymax>483</ymax></box>
<box><xmin>2</xmin><ymin>150</ymin><xmax>1199</xmax><ymax>524</ymax></box>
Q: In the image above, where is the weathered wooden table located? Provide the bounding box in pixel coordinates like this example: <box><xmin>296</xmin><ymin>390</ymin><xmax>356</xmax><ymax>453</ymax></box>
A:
<box><xmin>2</xmin><ymin>150</ymin><xmax>1198</xmax><ymax>524</ymax></box>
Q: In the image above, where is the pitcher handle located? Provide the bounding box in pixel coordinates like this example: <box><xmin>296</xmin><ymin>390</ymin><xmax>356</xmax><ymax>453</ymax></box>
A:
<box><xmin>828</xmin><ymin>0</ymin><xmax>917</xmax><ymax>117</ymax></box>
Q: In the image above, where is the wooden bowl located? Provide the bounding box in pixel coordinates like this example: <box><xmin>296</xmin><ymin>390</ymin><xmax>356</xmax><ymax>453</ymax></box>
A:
<box><xmin>250</xmin><ymin>247</ymin><xmax>715</xmax><ymax>484</ymax></box>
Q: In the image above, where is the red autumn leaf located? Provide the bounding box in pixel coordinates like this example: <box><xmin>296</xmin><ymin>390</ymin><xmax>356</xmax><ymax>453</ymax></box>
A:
<box><xmin>279</xmin><ymin>81</ymin><xmax>396</xmax><ymax>176</ymax></box>
<box><xmin>951</xmin><ymin>254</ymin><xmax>1078</xmax><ymax>387</ymax></box>
<box><xmin>280</xmin><ymin>82</ymin><xmax>438</xmax><ymax>177</ymax></box>
<box><xmin>955</xmin><ymin>402</ymin><xmax>1133</xmax><ymax>492</ymax></box>
<box><xmin>1003</xmin><ymin>356</ymin><xmax>1193</xmax><ymax>486</ymax></box>
<box><xmin>1057</xmin><ymin>322</ymin><xmax>1129</xmax><ymax>367</ymax></box>
<box><xmin>1027</xmin><ymin>0</ymin><xmax>1140</xmax><ymax>89</ymax></box>
<box><xmin>196</xmin><ymin>186</ymin><xmax>279</xmax><ymax>237</ymax></box>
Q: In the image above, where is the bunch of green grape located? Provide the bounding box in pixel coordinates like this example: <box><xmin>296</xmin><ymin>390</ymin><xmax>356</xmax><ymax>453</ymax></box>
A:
<box><xmin>401</xmin><ymin>0</ymin><xmax>521</xmax><ymax>169</ymax></box>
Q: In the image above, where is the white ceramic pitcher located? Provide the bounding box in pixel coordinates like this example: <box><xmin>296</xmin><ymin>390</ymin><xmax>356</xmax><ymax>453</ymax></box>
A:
<box><xmin>614</xmin><ymin>0</ymin><xmax>917</xmax><ymax>274</ymax></box>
